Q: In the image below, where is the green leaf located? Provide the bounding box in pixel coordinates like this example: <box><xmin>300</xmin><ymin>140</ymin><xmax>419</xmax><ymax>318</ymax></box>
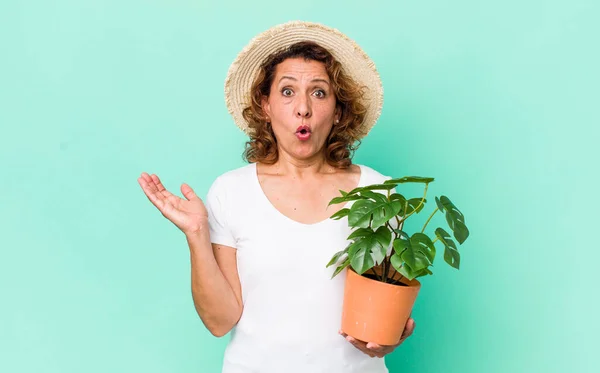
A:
<box><xmin>397</xmin><ymin>262</ymin><xmax>419</xmax><ymax>280</ymax></box>
<box><xmin>389</xmin><ymin>193</ymin><xmax>407</xmax><ymax>215</ymax></box>
<box><xmin>384</xmin><ymin>176</ymin><xmax>435</xmax><ymax>185</ymax></box>
<box><xmin>348</xmin><ymin>199</ymin><xmax>401</xmax><ymax>229</ymax></box>
<box><xmin>347</xmin><ymin>227</ymin><xmax>375</xmax><ymax>241</ymax></box>
<box><xmin>347</xmin><ymin>239</ymin><xmax>364</xmax><ymax>256</ymax></box>
<box><xmin>348</xmin><ymin>199</ymin><xmax>375</xmax><ymax>228</ymax></box>
<box><xmin>453</xmin><ymin>219</ymin><xmax>469</xmax><ymax>245</ymax></box>
<box><xmin>406</xmin><ymin>198</ymin><xmax>427</xmax><ymax>214</ymax></box>
<box><xmin>391</xmin><ymin>257</ymin><xmax>434</xmax><ymax>281</ymax></box>
<box><xmin>392</xmin><ymin>233</ymin><xmax>435</xmax><ymax>273</ymax></box>
<box><xmin>339</xmin><ymin>190</ymin><xmax>349</xmax><ymax>197</ymax></box>
<box><xmin>444</xmin><ymin>247</ymin><xmax>460</xmax><ymax>269</ymax></box>
<box><xmin>360</xmin><ymin>184</ymin><xmax>397</xmax><ymax>192</ymax></box>
<box><xmin>410</xmin><ymin>232</ymin><xmax>436</xmax><ymax>264</ymax></box>
<box><xmin>390</xmin><ymin>253</ymin><xmax>403</xmax><ymax>271</ymax></box>
<box><xmin>328</xmin><ymin>194</ymin><xmax>365</xmax><ymax>206</ymax></box>
<box><xmin>331</xmin><ymin>257</ymin><xmax>350</xmax><ymax>279</ymax></box>
<box><xmin>372</xmin><ymin>226</ymin><xmax>392</xmax><ymax>263</ymax></box>
<box><xmin>389</xmin><ymin>199</ymin><xmax>404</xmax><ymax>216</ymax></box>
<box><xmin>401</xmin><ymin>244</ymin><xmax>429</xmax><ymax>272</ymax></box>
<box><xmin>393</xmin><ymin>235</ymin><xmax>422</xmax><ymax>271</ymax></box>
<box><xmin>347</xmin><ymin>227</ymin><xmax>391</xmax><ymax>266</ymax></box>
<box><xmin>359</xmin><ymin>190</ymin><xmax>388</xmax><ymax>204</ymax></box>
<box><xmin>435</xmin><ymin>196</ymin><xmax>444</xmax><ymax>212</ymax></box>
<box><xmin>390</xmin><ymin>193</ymin><xmax>407</xmax><ymax>202</ymax></box>
<box><xmin>435</xmin><ymin>228</ymin><xmax>460</xmax><ymax>269</ymax></box>
<box><xmin>438</xmin><ymin>196</ymin><xmax>470</xmax><ymax>244</ymax></box>
<box><xmin>329</xmin><ymin>208</ymin><xmax>350</xmax><ymax>220</ymax></box>
<box><xmin>393</xmin><ymin>236</ymin><xmax>411</xmax><ymax>255</ymax></box>
<box><xmin>438</xmin><ymin>196</ymin><xmax>464</xmax><ymax>220</ymax></box>
<box><xmin>415</xmin><ymin>267</ymin><xmax>433</xmax><ymax>277</ymax></box>
<box><xmin>345</xmin><ymin>185</ymin><xmax>366</xmax><ymax>196</ymax></box>
<box><xmin>350</xmin><ymin>247</ymin><xmax>375</xmax><ymax>275</ymax></box>
<box><xmin>326</xmin><ymin>248</ymin><xmax>348</xmax><ymax>268</ymax></box>
<box><xmin>393</xmin><ymin>229</ymin><xmax>410</xmax><ymax>241</ymax></box>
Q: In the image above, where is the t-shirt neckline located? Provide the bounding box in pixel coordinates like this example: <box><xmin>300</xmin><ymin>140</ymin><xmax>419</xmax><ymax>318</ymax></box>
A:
<box><xmin>251</xmin><ymin>162</ymin><xmax>364</xmax><ymax>227</ymax></box>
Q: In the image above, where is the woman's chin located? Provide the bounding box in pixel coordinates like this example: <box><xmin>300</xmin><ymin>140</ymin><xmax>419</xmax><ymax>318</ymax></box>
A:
<box><xmin>292</xmin><ymin>146</ymin><xmax>324</xmax><ymax>160</ymax></box>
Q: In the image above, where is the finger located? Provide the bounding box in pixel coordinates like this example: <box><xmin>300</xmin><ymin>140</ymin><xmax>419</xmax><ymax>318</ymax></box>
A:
<box><xmin>401</xmin><ymin>318</ymin><xmax>416</xmax><ymax>339</ymax></box>
<box><xmin>140</xmin><ymin>172</ymin><xmax>152</xmax><ymax>182</ymax></box>
<box><xmin>366</xmin><ymin>342</ymin><xmax>384</xmax><ymax>352</ymax></box>
<box><xmin>181</xmin><ymin>183</ymin><xmax>199</xmax><ymax>202</ymax></box>
<box><xmin>150</xmin><ymin>174</ymin><xmax>166</xmax><ymax>191</ymax></box>
<box><xmin>346</xmin><ymin>336</ymin><xmax>369</xmax><ymax>350</ymax></box>
<box><xmin>139</xmin><ymin>173</ymin><xmax>161</xmax><ymax>195</ymax></box>
<box><xmin>346</xmin><ymin>335</ymin><xmax>362</xmax><ymax>348</ymax></box>
<box><xmin>139</xmin><ymin>178</ymin><xmax>166</xmax><ymax>208</ymax></box>
<box><xmin>139</xmin><ymin>177</ymin><xmax>171</xmax><ymax>212</ymax></box>
<box><xmin>149</xmin><ymin>174</ymin><xmax>177</xmax><ymax>200</ymax></box>
<box><xmin>138</xmin><ymin>176</ymin><xmax>155</xmax><ymax>197</ymax></box>
<box><xmin>139</xmin><ymin>174</ymin><xmax>178</xmax><ymax>207</ymax></box>
<box><xmin>345</xmin><ymin>336</ymin><xmax>374</xmax><ymax>357</ymax></box>
<box><xmin>138</xmin><ymin>176</ymin><xmax>162</xmax><ymax>200</ymax></box>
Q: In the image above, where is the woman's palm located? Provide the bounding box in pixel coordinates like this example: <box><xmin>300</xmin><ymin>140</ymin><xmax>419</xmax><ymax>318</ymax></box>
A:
<box><xmin>138</xmin><ymin>172</ymin><xmax>208</xmax><ymax>235</ymax></box>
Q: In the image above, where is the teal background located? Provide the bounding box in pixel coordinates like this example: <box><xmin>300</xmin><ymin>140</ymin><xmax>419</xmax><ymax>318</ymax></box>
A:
<box><xmin>1</xmin><ymin>0</ymin><xmax>598</xmax><ymax>372</ymax></box>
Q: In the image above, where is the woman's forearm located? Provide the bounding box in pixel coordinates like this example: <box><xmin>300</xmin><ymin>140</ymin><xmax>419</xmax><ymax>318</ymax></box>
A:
<box><xmin>186</xmin><ymin>228</ymin><xmax>242</xmax><ymax>337</ymax></box>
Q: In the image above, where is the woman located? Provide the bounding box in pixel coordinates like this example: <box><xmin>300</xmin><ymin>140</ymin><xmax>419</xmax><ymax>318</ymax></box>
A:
<box><xmin>138</xmin><ymin>21</ymin><xmax>415</xmax><ymax>373</ymax></box>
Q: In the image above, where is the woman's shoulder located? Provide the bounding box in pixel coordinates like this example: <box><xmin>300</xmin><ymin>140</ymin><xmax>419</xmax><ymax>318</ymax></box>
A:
<box><xmin>207</xmin><ymin>163</ymin><xmax>256</xmax><ymax>195</ymax></box>
<box><xmin>213</xmin><ymin>162</ymin><xmax>255</xmax><ymax>182</ymax></box>
<box><xmin>355</xmin><ymin>163</ymin><xmax>393</xmax><ymax>185</ymax></box>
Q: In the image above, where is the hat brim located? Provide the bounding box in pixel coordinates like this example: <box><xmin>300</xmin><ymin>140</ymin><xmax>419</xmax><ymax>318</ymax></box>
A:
<box><xmin>224</xmin><ymin>21</ymin><xmax>383</xmax><ymax>139</ymax></box>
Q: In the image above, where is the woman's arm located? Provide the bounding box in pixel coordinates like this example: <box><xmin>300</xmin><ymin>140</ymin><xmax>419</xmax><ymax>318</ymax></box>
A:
<box><xmin>187</xmin><ymin>226</ymin><xmax>243</xmax><ymax>337</ymax></box>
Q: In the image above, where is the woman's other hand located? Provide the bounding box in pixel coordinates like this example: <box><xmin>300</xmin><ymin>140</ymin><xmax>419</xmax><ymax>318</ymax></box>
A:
<box><xmin>138</xmin><ymin>172</ymin><xmax>208</xmax><ymax>235</ymax></box>
<box><xmin>339</xmin><ymin>317</ymin><xmax>416</xmax><ymax>358</ymax></box>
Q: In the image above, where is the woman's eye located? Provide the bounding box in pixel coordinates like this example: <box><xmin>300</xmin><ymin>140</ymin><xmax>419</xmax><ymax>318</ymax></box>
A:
<box><xmin>313</xmin><ymin>90</ymin><xmax>326</xmax><ymax>98</ymax></box>
<box><xmin>282</xmin><ymin>88</ymin><xmax>293</xmax><ymax>96</ymax></box>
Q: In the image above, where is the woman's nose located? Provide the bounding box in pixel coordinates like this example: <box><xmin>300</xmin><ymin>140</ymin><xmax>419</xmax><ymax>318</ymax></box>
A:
<box><xmin>295</xmin><ymin>95</ymin><xmax>312</xmax><ymax>118</ymax></box>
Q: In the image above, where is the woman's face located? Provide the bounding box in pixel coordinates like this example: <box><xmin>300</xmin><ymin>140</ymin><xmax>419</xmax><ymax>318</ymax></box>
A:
<box><xmin>262</xmin><ymin>57</ymin><xmax>339</xmax><ymax>162</ymax></box>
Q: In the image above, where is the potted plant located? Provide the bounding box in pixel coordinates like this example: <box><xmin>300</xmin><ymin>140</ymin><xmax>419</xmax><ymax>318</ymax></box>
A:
<box><xmin>325</xmin><ymin>176</ymin><xmax>470</xmax><ymax>345</ymax></box>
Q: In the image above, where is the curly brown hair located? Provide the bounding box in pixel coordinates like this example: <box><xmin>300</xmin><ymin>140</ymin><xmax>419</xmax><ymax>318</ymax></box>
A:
<box><xmin>241</xmin><ymin>41</ymin><xmax>368</xmax><ymax>169</ymax></box>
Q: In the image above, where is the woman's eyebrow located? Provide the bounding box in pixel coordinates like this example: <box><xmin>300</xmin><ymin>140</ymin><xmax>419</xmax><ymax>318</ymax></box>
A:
<box><xmin>311</xmin><ymin>78</ymin><xmax>330</xmax><ymax>86</ymax></box>
<box><xmin>279</xmin><ymin>76</ymin><xmax>297</xmax><ymax>83</ymax></box>
<box><xmin>278</xmin><ymin>76</ymin><xmax>330</xmax><ymax>85</ymax></box>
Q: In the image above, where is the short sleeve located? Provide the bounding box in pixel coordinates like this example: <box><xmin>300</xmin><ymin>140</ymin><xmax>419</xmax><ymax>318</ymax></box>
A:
<box><xmin>204</xmin><ymin>176</ymin><xmax>237</xmax><ymax>248</ymax></box>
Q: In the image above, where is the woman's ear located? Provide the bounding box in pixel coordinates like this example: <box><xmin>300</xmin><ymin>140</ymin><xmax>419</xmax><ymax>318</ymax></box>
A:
<box><xmin>334</xmin><ymin>106</ymin><xmax>341</xmax><ymax>123</ymax></box>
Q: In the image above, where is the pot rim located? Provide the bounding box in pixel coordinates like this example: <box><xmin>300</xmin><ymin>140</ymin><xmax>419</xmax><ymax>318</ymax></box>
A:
<box><xmin>348</xmin><ymin>266</ymin><xmax>422</xmax><ymax>289</ymax></box>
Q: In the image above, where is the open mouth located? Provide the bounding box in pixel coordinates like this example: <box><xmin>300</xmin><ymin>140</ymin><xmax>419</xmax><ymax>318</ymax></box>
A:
<box><xmin>296</xmin><ymin>126</ymin><xmax>311</xmax><ymax>140</ymax></box>
<box><xmin>296</xmin><ymin>125</ymin><xmax>311</xmax><ymax>134</ymax></box>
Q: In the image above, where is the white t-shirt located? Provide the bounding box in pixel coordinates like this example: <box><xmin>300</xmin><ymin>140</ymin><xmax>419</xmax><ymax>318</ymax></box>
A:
<box><xmin>205</xmin><ymin>162</ymin><xmax>395</xmax><ymax>373</ymax></box>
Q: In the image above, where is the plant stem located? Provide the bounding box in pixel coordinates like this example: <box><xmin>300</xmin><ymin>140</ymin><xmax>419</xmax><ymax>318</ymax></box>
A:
<box><xmin>432</xmin><ymin>237</ymin><xmax>439</xmax><ymax>244</ymax></box>
<box><xmin>382</xmin><ymin>257</ymin><xmax>388</xmax><ymax>283</ymax></box>
<box><xmin>369</xmin><ymin>267</ymin><xmax>381</xmax><ymax>281</ymax></box>
<box><xmin>395</xmin><ymin>215</ymin><xmax>404</xmax><ymax>232</ymax></box>
<box><xmin>390</xmin><ymin>266</ymin><xmax>398</xmax><ymax>282</ymax></box>
<box><xmin>403</xmin><ymin>183</ymin><xmax>430</xmax><ymax>221</ymax></box>
<box><xmin>421</xmin><ymin>207</ymin><xmax>439</xmax><ymax>233</ymax></box>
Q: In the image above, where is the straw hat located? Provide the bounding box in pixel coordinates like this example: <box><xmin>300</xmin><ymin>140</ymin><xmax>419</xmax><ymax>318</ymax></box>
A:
<box><xmin>224</xmin><ymin>20</ymin><xmax>383</xmax><ymax>139</ymax></box>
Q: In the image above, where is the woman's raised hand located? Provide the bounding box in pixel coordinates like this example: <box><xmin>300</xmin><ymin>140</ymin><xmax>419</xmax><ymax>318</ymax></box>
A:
<box><xmin>138</xmin><ymin>172</ymin><xmax>208</xmax><ymax>236</ymax></box>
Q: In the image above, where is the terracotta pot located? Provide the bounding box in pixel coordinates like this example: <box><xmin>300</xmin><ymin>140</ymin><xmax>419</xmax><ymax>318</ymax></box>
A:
<box><xmin>340</xmin><ymin>265</ymin><xmax>421</xmax><ymax>346</ymax></box>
